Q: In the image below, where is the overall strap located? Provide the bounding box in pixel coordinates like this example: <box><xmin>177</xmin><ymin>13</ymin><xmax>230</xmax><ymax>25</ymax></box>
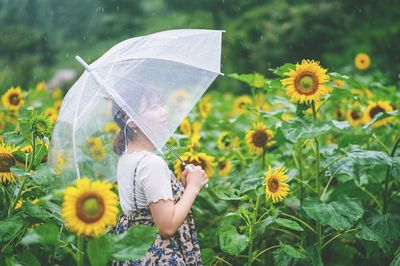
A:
<box><xmin>132</xmin><ymin>153</ymin><xmax>150</xmax><ymax>210</ymax></box>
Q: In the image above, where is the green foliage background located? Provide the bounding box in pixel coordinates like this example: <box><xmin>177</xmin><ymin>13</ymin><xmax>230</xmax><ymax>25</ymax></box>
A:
<box><xmin>0</xmin><ymin>0</ymin><xmax>399</xmax><ymax>90</ymax></box>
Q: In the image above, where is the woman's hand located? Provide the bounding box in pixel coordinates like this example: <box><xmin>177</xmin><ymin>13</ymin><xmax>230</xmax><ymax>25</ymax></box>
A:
<box><xmin>182</xmin><ymin>164</ymin><xmax>208</xmax><ymax>193</ymax></box>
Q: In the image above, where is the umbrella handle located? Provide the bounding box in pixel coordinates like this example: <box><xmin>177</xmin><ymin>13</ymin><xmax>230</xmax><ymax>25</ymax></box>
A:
<box><xmin>184</xmin><ymin>164</ymin><xmax>209</xmax><ymax>188</ymax></box>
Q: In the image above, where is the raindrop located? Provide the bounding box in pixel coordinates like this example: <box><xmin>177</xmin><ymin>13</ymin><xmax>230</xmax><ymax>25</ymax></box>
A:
<box><xmin>358</xmin><ymin>8</ymin><xmax>362</xmax><ymax>14</ymax></box>
<box><xmin>82</xmin><ymin>35</ymin><xmax>86</xmax><ymax>41</ymax></box>
<box><xmin>116</xmin><ymin>5</ymin><xmax>120</xmax><ymax>11</ymax></box>
<box><xmin>66</xmin><ymin>52</ymin><xmax>69</xmax><ymax>59</ymax></box>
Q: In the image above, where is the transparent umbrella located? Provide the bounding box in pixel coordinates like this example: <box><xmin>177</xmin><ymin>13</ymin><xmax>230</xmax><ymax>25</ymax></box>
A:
<box><xmin>48</xmin><ymin>29</ymin><xmax>223</xmax><ymax>184</ymax></box>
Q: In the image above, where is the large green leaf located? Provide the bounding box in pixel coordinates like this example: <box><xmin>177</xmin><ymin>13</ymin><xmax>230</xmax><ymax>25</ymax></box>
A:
<box><xmin>31</xmin><ymin>164</ymin><xmax>56</xmax><ymax>186</ymax></box>
<box><xmin>111</xmin><ymin>225</ymin><xmax>157</xmax><ymax>261</ymax></box>
<box><xmin>21</xmin><ymin>223</ymin><xmax>63</xmax><ymax>246</ymax></box>
<box><xmin>21</xmin><ymin>202</ymin><xmax>52</xmax><ymax>222</ymax></box>
<box><xmin>270</xmin><ymin>63</ymin><xmax>295</xmax><ymax>77</ymax></box>
<box><xmin>344</xmin><ymin>149</ymin><xmax>393</xmax><ymax>166</ymax></box>
<box><xmin>0</xmin><ymin>216</ymin><xmax>25</xmax><ymax>242</ymax></box>
<box><xmin>218</xmin><ymin>224</ymin><xmax>249</xmax><ymax>256</ymax></box>
<box><xmin>302</xmin><ymin>197</ymin><xmax>364</xmax><ymax>231</ymax></box>
<box><xmin>274</xmin><ymin>218</ymin><xmax>303</xmax><ymax>231</ymax></box>
<box><xmin>87</xmin><ymin>236</ymin><xmax>111</xmax><ymax>266</ymax></box>
<box><xmin>356</xmin><ymin>222</ymin><xmax>387</xmax><ymax>251</ymax></box>
<box><xmin>211</xmin><ymin>187</ymin><xmax>244</xmax><ymax>201</ymax></box>
<box><xmin>280</xmin><ymin>118</ymin><xmax>332</xmax><ymax>143</ymax></box>
<box><xmin>273</xmin><ymin>244</ymin><xmax>307</xmax><ymax>266</ymax></box>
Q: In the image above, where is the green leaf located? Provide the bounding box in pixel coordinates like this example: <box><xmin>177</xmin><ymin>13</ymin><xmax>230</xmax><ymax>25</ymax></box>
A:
<box><xmin>302</xmin><ymin>197</ymin><xmax>364</xmax><ymax>231</ymax></box>
<box><xmin>274</xmin><ymin>218</ymin><xmax>303</xmax><ymax>231</ymax></box>
<box><xmin>31</xmin><ymin>164</ymin><xmax>56</xmax><ymax>185</ymax></box>
<box><xmin>201</xmin><ymin>248</ymin><xmax>216</xmax><ymax>266</ymax></box>
<box><xmin>356</xmin><ymin>222</ymin><xmax>387</xmax><ymax>251</ymax></box>
<box><xmin>344</xmin><ymin>149</ymin><xmax>393</xmax><ymax>166</ymax></box>
<box><xmin>273</xmin><ymin>244</ymin><xmax>306</xmax><ymax>266</ymax></box>
<box><xmin>279</xmin><ymin>244</ymin><xmax>307</xmax><ymax>259</ymax></box>
<box><xmin>21</xmin><ymin>202</ymin><xmax>52</xmax><ymax>222</ymax></box>
<box><xmin>270</xmin><ymin>63</ymin><xmax>295</xmax><ymax>77</ymax></box>
<box><xmin>88</xmin><ymin>236</ymin><xmax>111</xmax><ymax>266</ymax></box>
<box><xmin>305</xmin><ymin>245</ymin><xmax>323</xmax><ymax>266</ymax></box>
<box><xmin>0</xmin><ymin>216</ymin><xmax>24</xmax><ymax>242</ymax></box>
<box><xmin>328</xmin><ymin>72</ymin><xmax>349</xmax><ymax>80</ymax></box>
<box><xmin>10</xmin><ymin>166</ymin><xmax>30</xmax><ymax>178</ymax></box>
<box><xmin>218</xmin><ymin>224</ymin><xmax>249</xmax><ymax>256</ymax></box>
<box><xmin>228</xmin><ymin>73</ymin><xmax>266</xmax><ymax>88</ymax></box>
<box><xmin>280</xmin><ymin>118</ymin><xmax>332</xmax><ymax>143</ymax></box>
<box><xmin>21</xmin><ymin>223</ymin><xmax>63</xmax><ymax>246</ymax></box>
<box><xmin>390</xmin><ymin>248</ymin><xmax>400</xmax><ymax>266</ymax></box>
<box><xmin>110</xmin><ymin>225</ymin><xmax>157</xmax><ymax>261</ymax></box>
<box><xmin>17</xmin><ymin>251</ymin><xmax>41</xmax><ymax>266</ymax></box>
<box><xmin>211</xmin><ymin>187</ymin><xmax>244</xmax><ymax>201</ymax></box>
<box><xmin>363</xmin><ymin>110</ymin><xmax>399</xmax><ymax>129</ymax></box>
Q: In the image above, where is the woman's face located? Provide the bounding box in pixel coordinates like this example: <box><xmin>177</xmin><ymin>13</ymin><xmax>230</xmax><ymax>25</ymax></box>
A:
<box><xmin>138</xmin><ymin>96</ymin><xmax>169</xmax><ymax>134</ymax></box>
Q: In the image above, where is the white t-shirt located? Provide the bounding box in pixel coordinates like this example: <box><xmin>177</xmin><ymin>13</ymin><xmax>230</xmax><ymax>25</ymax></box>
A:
<box><xmin>117</xmin><ymin>150</ymin><xmax>174</xmax><ymax>214</ymax></box>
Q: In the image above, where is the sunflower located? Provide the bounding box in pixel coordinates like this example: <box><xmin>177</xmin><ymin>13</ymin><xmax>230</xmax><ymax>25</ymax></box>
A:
<box><xmin>334</xmin><ymin>109</ymin><xmax>346</xmax><ymax>121</ymax></box>
<box><xmin>174</xmin><ymin>151</ymin><xmax>216</xmax><ymax>178</ymax></box>
<box><xmin>53</xmin><ymin>100</ymin><xmax>63</xmax><ymax>111</ymax></box>
<box><xmin>281</xmin><ymin>113</ymin><xmax>294</xmax><ymax>121</ymax></box>
<box><xmin>354</xmin><ymin>53</ymin><xmax>370</xmax><ymax>70</ymax></box>
<box><xmin>245</xmin><ymin>122</ymin><xmax>274</xmax><ymax>154</ymax></box>
<box><xmin>104</xmin><ymin>122</ymin><xmax>119</xmax><ymax>135</ymax></box>
<box><xmin>254</xmin><ymin>93</ymin><xmax>270</xmax><ymax>112</ymax></box>
<box><xmin>347</xmin><ymin>106</ymin><xmax>363</xmax><ymax>127</ymax></box>
<box><xmin>198</xmin><ymin>95</ymin><xmax>212</xmax><ymax>118</ymax></box>
<box><xmin>265</xmin><ymin>165</ymin><xmax>290</xmax><ymax>203</ymax></box>
<box><xmin>44</xmin><ymin>107</ymin><xmax>58</xmax><ymax>124</ymax></box>
<box><xmin>21</xmin><ymin>145</ymin><xmax>33</xmax><ymax>153</ymax></box>
<box><xmin>87</xmin><ymin>137</ymin><xmax>102</xmax><ymax>149</ymax></box>
<box><xmin>170</xmin><ymin>89</ymin><xmax>190</xmax><ymax>109</ymax></box>
<box><xmin>31</xmin><ymin>113</ymin><xmax>53</xmax><ymax>138</ymax></box>
<box><xmin>333</xmin><ymin>79</ymin><xmax>345</xmax><ymax>89</ymax></box>
<box><xmin>2</xmin><ymin>86</ymin><xmax>25</xmax><ymax>111</ymax></box>
<box><xmin>35</xmin><ymin>81</ymin><xmax>46</xmax><ymax>92</ymax></box>
<box><xmin>51</xmin><ymin>88</ymin><xmax>63</xmax><ymax>100</ymax></box>
<box><xmin>180</xmin><ymin>117</ymin><xmax>192</xmax><ymax>136</ymax></box>
<box><xmin>217</xmin><ymin>158</ymin><xmax>232</xmax><ymax>176</ymax></box>
<box><xmin>55</xmin><ymin>152</ymin><xmax>65</xmax><ymax>174</ymax></box>
<box><xmin>281</xmin><ymin>59</ymin><xmax>330</xmax><ymax>104</ymax></box>
<box><xmin>0</xmin><ymin>142</ymin><xmax>17</xmax><ymax>183</ymax></box>
<box><xmin>61</xmin><ymin>178</ymin><xmax>119</xmax><ymax>236</ymax></box>
<box><xmin>233</xmin><ymin>95</ymin><xmax>253</xmax><ymax>114</ymax></box>
<box><xmin>91</xmin><ymin>145</ymin><xmax>106</xmax><ymax>161</ymax></box>
<box><xmin>363</xmin><ymin>101</ymin><xmax>393</xmax><ymax>128</ymax></box>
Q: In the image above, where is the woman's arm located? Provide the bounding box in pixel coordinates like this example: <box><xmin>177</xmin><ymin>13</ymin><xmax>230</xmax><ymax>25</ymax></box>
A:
<box><xmin>148</xmin><ymin>165</ymin><xmax>207</xmax><ymax>239</ymax></box>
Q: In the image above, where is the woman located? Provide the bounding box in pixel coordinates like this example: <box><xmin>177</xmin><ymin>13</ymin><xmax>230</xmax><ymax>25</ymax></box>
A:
<box><xmin>111</xmin><ymin>86</ymin><xmax>208</xmax><ymax>265</ymax></box>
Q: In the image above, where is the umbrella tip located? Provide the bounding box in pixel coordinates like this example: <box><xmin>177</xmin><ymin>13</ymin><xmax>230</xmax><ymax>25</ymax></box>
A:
<box><xmin>75</xmin><ymin>55</ymin><xmax>90</xmax><ymax>71</ymax></box>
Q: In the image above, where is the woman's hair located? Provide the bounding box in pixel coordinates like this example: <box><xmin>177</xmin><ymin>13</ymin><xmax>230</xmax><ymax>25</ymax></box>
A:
<box><xmin>112</xmin><ymin>84</ymin><xmax>163</xmax><ymax>156</ymax></box>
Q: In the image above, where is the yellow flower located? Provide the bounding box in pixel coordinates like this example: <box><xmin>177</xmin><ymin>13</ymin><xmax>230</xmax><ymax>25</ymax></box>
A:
<box><xmin>198</xmin><ymin>95</ymin><xmax>212</xmax><ymax>118</ymax></box>
<box><xmin>2</xmin><ymin>86</ymin><xmax>25</xmax><ymax>111</ymax></box>
<box><xmin>104</xmin><ymin>122</ymin><xmax>119</xmax><ymax>135</ymax></box>
<box><xmin>21</xmin><ymin>145</ymin><xmax>33</xmax><ymax>153</ymax></box>
<box><xmin>35</xmin><ymin>81</ymin><xmax>46</xmax><ymax>92</ymax></box>
<box><xmin>51</xmin><ymin>88</ymin><xmax>63</xmax><ymax>100</ymax></box>
<box><xmin>44</xmin><ymin>107</ymin><xmax>58</xmax><ymax>124</ymax></box>
<box><xmin>254</xmin><ymin>93</ymin><xmax>270</xmax><ymax>112</ymax></box>
<box><xmin>233</xmin><ymin>95</ymin><xmax>253</xmax><ymax>114</ymax></box>
<box><xmin>354</xmin><ymin>53</ymin><xmax>370</xmax><ymax>70</ymax></box>
<box><xmin>91</xmin><ymin>145</ymin><xmax>106</xmax><ymax>161</ymax></box>
<box><xmin>217</xmin><ymin>158</ymin><xmax>232</xmax><ymax>176</ymax></box>
<box><xmin>347</xmin><ymin>105</ymin><xmax>363</xmax><ymax>127</ymax></box>
<box><xmin>87</xmin><ymin>137</ymin><xmax>102</xmax><ymax>149</ymax></box>
<box><xmin>252</xmin><ymin>73</ymin><xmax>266</xmax><ymax>88</ymax></box>
<box><xmin>174</xmin><ymin>151</ymin><xmax>216</xmax><ymax>178</ymax></box>
<box><xmin>170</xmin><ymin>89</ymin><xmax>190</xmax><ymax>109</ymax></box>
<box><xmin>363</xmin><ymin>101</ymin><xmax>393</xmax><ymax>128</ymax></box>
<box><xmin>0</xmin><ymin>142</ymin><xmax>17</xmax><ymax>183</ymax></box>
<box><xmin>245</xmin><ymin>122</ymin><xmax>274</xmax><ymax>154</ymax></box>
<box><xmin>15</xmin><ymin>200</ymin><xmax>23</xmax><ymax>209</ymax></box>
<box><xmin>61</xmin><ymin>178</ymin><xmax>119</xmax><ymax>236</ymax></box>
<box><xmin>334</xmin><ymin>109</ymin><xmax>346</xmax><ymax>121</ymax></box>
<box><xmin>180</xmin><ymin>117</ymin><xmax>192</xmax><ymax>137</ymax></box>
<box><xmin>281</xmin><ymin>113</ymin><xmax>294</xmax><ymax>121</ymax></box>
<box><xmin>53</xmin><ymin>100</ymin><xmax>63</xmax><ymax>111</ymax></box>
<box><xmin>281</xmin><ymin>59</ymin><xmax>330</xmax><ymax>104</ymax></box>
<box><xmin>333</xmin><ymin>79</ymin><xmax>345</xmax><ymax>89</ymax></box>
<box><xmin>192</xmin><ymin>121</ymin><xmax>202</xmax><ymax>136</ymax></box>
<box><xmin>55</xmin><ymin>152</ymin><xmax>65</xmax><ymax>174</ymax></box>
<box><xmin>217</xmin><ymin>132</ymin><xmax>239</xmax><ymax>150</ymax></box>
<box><xmin>265</xmin><ymin>165</ymin><xmax>290</xmax><ymax>203</ymax></box>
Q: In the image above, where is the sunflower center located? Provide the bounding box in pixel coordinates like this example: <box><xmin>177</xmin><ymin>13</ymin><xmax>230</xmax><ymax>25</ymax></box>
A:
<box><xmin>351</xmin><ymin>110</ymin><xmax>361</xmax><ymax>120</ymax></box>
<box><xmin>369</xmin><ymin>106</ymin><xmax>385</xmax><ymax>119</ymax></box>
<box><xmin>268</xmin><ymin>177</ymin><xmax>280</xmax><ymax>193</ymax></box>
<box><xmin>252</xmin><ymin>130</ymin><xmax>268</xmax><ymax>148</ymax></box>
<box><xmin>336</xmin><ymin>110</ymin><xmax>344</xmax><ymax>120</ymax></box>
<box><xmin>9</xmin><ymin>94</ymin><xmax>21</xmax><ymax>105</ymax></box>
<box><xmin>295</xmin><ymin>72</ymin><xmax>318</xmax><ymax>95</ymax></box>
<box><xmin>34</xmin><ymin>120</ymin><xmax>47</xmax><ymax>132</ymax></box>
<box><xmin>76</xmin><ymin>193</ymin><xmax>105</xmax><ymax>223</ymax></box>
<box><xmin>219</xmin><ymin>161</ymin><xmax>226</xmax><ymax>170</ymax></box>
<box><xmin>0</xmin><ymin>153</ymin><xmax>16</xmax><ymax>172</ymax></box>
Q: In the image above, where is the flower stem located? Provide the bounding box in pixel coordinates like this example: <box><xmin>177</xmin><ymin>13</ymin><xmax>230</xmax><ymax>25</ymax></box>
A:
<box><xmin>262</xmin><ymin>148</ymin><xmax>266</xmax><ymax>171</ymax></box>
<box><xmin>77</xmin><ymin>236</ymin><xmax>84</xmax><ymax>266</ymax></box>
<box><xmin>383</xmin><ymin>135</ymin><xmax>400</xmax><ymax>214</ymax></box>
<box><xmin>248</xmin><ymin>195</ymin><xmax>261</xmax><ymax>266</ymax></box>
<box><xmin>312</xmin><ymin>102</ymin><xmax>322</xmax><ymax>252</ymax></box>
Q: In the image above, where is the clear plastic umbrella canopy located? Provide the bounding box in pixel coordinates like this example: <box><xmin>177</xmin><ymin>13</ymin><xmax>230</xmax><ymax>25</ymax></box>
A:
<box><xmin>48</xmin><ymin>29</ymin><xmax>223</xmax><ymax>183</ymax></box>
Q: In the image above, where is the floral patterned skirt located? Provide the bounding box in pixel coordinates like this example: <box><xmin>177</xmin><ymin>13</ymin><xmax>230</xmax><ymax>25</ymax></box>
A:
<box><xmin>111</xmin><ymin>207</ymin><xmax>203</xmax><ymax>266</ymax></box>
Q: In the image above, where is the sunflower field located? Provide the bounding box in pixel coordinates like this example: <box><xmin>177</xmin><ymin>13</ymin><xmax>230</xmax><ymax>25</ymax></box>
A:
<box><xmin>0</xmin><ymin>52</ymin><xmax>399</xmax><ymax>266</ymax></box>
